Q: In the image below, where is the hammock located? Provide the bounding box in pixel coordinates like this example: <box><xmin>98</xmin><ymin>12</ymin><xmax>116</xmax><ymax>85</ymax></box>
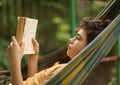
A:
<box><xmin>44</xmin><ymin>0</ymin><xmax>120</xmax><ymax>84</ymax></box>
<box><xmin>0</xmin><ymin>0</ymin><xmax>119</xmax><ymax>84</ymax></box>
<box><xmin>45</xmin><ymin>14</ymin><xmax>120</xmax><ymax>85</ymax></box>
<box><xmin>37</xmin><ymin>0</ymin><xmax>120</xmax><ymax>72</ymax></box>
<box><xmin>95</xmin><ymin>0</ymin><xmax>120</xmax><ymax>20</ymax></box>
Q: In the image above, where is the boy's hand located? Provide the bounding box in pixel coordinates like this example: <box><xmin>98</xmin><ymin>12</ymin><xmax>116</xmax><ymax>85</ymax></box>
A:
<box><xmin>7</xmin><ymin>36</ymin><xmax>25</xmax><ymax>64</ymax></box>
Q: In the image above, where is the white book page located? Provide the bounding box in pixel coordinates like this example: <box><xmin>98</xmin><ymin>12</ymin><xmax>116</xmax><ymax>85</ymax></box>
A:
<box><xmin>22</xmin><ymin>18</ymin><xmax>38</xmax><ymax>54</ymax></box>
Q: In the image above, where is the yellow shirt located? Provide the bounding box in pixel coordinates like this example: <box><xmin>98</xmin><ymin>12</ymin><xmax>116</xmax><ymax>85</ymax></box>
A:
<box><xmin>23</xmin><ymin>62</ymin><xmax>66</xmax><ymax>85</ymax></box>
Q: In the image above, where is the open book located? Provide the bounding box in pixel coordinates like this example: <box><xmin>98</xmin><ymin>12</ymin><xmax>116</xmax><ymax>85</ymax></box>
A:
<box><xmin>16</xmin><ymin>17</ymin><xmax>38</xmax><ymax>54</ymax></box>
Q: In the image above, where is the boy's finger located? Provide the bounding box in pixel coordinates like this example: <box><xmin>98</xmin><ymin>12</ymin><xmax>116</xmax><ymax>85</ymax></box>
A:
<box><xmin>21</xmin><ymin>41</ymin><xmax>25</xmax><ymax>52</ymax></box>
<box><xmin>11</xmin><ymin>36</ymin><xmax>19</xmax><ymax>46</ymax></box>
<box><xmin>32</xmin><ymin>38</ymin><xmax>39</xmax><ymax>47</ymax></box>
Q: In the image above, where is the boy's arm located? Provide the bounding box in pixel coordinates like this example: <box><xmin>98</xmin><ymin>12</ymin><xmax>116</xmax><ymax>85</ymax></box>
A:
<box><xmin>7</xmin><ymin>36</ymin><xmax>24</xmax><ymax>85</ymax></box>
<box><xmin>9</xmin><ymin>60</ymin><xmax>23</xmax><ymax>85</ymax></box>
<box><xmin>27</xmin><ymin>38</ymin><xmax>39</xmax><ymax>77</ymax></box>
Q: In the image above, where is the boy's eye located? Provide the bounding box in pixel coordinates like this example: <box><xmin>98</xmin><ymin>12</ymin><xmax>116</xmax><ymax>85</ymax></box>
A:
<box><xmin>75</xmin><ymin>36</ymin><xmax>80</xmax><ymax>40</ymax></box>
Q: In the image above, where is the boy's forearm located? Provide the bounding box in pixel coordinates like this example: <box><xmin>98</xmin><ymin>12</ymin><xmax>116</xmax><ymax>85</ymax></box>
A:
<box><xmin>27</xmin><ymin>55</ymin><xmax>38</xmax><ymax>77</ymax></box>
<box><xmin>9</xmin><ymin>61</ymin><xmax>23</xmax><ymax>85</ymax></box>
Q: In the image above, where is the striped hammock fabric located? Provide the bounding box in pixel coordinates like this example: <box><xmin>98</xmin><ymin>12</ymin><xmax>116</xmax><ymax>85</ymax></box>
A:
<box><xmin>95</xmin><ymin>0</ymin><xmax>120</xmax><ymax>20</ymax></box>
<box><xmin>37</xmin><ymin>0</ymin><xmax>120</xmax><ymax>73</ymax></box>
<box><xmin>45</xmin><ymin>14</ymin><xmax>120</xmax><ymax>85</ymax></box>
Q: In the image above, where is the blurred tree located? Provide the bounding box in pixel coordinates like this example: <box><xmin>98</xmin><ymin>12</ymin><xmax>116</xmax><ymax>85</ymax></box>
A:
<box><xmin>0</xmin><ymin>0</ymin><xmax>107</xmax><ymax>71</ymax></box>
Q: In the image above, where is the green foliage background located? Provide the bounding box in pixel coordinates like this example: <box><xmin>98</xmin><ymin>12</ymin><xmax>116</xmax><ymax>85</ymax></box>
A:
<box><xmin>1</xmin><ymin>0</ymin><xmax>119</xmax><ymax>85</ymax></box>
<box><xmin>0</xmin><ymin>0</ymin><xmax>107</xmax><ymax>69</ymax></box>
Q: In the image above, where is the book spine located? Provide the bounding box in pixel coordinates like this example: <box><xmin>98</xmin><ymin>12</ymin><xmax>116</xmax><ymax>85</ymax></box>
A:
<box><xmin>16</xmin><ymin>17</ymin><xmax>26</xmax><ymax>45</ymax></box>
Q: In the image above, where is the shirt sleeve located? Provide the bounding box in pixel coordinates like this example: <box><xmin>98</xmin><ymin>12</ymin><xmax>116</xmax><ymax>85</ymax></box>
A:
<box><xmin>23</xmin><ymin>63</ymin><xmax>66</xmax><ymax>85</ymax></box>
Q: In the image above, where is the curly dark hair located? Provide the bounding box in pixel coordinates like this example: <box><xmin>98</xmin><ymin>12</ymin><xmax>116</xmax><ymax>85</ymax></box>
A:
<box><xmin>79</xmin><ymin>17</ymin><xmax>111</xmax><ymax>44</ymax></box>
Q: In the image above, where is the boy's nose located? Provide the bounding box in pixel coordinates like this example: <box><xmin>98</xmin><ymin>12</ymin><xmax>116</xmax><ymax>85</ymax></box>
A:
<box><xmin>69</xmin><ymin>38</ymin><xmax>74</xmax><ymax>44</ymax></box>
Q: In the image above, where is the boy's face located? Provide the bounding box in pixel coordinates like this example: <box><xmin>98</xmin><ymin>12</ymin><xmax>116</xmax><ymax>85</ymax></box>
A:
<box><xmin>67</xmin><ymin>29</ymin><xmax>87</xmax><ymax>59</ymax></box>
